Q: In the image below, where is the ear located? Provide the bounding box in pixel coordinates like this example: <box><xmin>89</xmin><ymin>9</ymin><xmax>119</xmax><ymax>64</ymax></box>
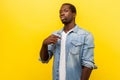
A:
<box><xmin>73</xmin><ymin>13</ymin><xmax>76</xmax><ymax>18</ymax></box>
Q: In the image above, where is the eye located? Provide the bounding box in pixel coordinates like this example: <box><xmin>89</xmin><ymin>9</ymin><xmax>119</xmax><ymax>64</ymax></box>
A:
<box><xmin>64</xmin><ymin>9</ymin><xmax>68</xmax><ymax>12</ymax></box>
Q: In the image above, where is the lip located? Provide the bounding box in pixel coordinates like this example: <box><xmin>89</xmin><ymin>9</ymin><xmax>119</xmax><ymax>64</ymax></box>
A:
<box><xmin>60</xmin><ymin>16</ymin><xmax>65</xmax><ymax>20</ymax></box>
<box><xmin>61</xmin><ymin>17</ymin><xmax>65</xmax><ymax>20</ymax></box>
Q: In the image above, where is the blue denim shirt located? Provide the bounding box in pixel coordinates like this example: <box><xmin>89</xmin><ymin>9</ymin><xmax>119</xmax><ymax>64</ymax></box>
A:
<box><xmin>40</xmin><ymin>25</ymin><xmax>97</xmax><ymax>80</ymax></box>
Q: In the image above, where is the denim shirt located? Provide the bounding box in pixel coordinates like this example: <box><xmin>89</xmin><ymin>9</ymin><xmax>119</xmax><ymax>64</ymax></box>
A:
<box><xmin>40</xmin><ymin>25</ymin><xmax>97</xmax><ymax>80</ymax></box>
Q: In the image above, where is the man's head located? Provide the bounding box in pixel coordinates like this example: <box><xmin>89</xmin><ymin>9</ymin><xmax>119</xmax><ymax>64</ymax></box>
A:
<box><xmin>59</xmin><ymin>3</ymin><xmax>76</xmax><ymax>24</ymax></box>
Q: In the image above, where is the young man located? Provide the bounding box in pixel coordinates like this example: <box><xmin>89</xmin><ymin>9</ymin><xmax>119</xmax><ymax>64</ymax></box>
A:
<box><xmin>40</xmin><ymin>3</ymin><xmax>97</xmax><ymax>80</ymax></box>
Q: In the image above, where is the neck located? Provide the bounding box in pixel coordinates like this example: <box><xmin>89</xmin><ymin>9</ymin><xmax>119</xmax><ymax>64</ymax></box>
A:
<box><xmin>64</xmin><ymin>21</ymin><xmax>76</xmax><ymax>33</ymax></box>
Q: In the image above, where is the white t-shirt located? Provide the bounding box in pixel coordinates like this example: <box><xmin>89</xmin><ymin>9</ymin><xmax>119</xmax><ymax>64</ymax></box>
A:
<box><xmin>59</xmin><ymin>31</ymin><xmax>67</xmax><ymax>80</ymax></box>
<box><xmin>59</xmin><ymin>29</ymin><xmax>73</xmax><ymax>80</ymax></box>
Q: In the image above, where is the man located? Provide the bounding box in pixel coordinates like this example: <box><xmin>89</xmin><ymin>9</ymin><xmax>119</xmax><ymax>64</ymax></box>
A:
<box><xmin>40</xmin><ymin>3</ymin><xmax>97</xmax><ymax>80</ymax></box>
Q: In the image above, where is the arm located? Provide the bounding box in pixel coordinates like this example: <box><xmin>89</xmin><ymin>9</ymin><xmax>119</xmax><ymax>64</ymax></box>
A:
<box><xmin>40</xmin><ymin>34</ymin><xmax>60</xmax><ymax>62</ymax></box>
<box><xmin>81</xmin><ymin>33</ymin><xmax>97</xmax><ymax>80</ymax></box>
<box><xmin>81</xmin><ymin>66</ymin><xmax>92</xmax><ymax>80</ymax></box>
<box><xmin>40</xmin><ymin>43</ymin><xmax>49</xmax><ymax>61</ymax></box>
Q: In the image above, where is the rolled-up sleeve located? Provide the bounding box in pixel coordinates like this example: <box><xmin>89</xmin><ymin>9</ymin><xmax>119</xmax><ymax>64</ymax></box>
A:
<box><xmin>39</xmin><ymin>44</ymin><xmax>54</xmax><ymax>63</ymax></box>
<box><xmin>81</xmin><ymin>33</ymin><xmax>97</xmax><ymax>69</ymax></box>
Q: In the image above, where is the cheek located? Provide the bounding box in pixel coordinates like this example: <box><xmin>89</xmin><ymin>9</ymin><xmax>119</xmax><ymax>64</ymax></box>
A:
<box><xmin>65</xmin><ymin>12</ymin><xmax>70</xmax><ymax>17</ymax></box>
<box><xmin>67</xmin><ymin>13</ymin><xmax>73</xmax><ymax>18</ymax></box>
<box><xmin>68</xmin><ymin>15</ymin><xmax>73</xmax><ymax>20</ymax></box>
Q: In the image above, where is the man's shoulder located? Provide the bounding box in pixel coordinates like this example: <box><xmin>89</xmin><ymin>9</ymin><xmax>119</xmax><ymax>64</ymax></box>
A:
<box><xmin>76</xmin><ymin>26</ymin><xmax>94</xmax><ymax>41</ymax></box>
<box><xmin>76</xmin><ymin>25</ymin><xmax>91</xmax><ymax>35</ymax></box>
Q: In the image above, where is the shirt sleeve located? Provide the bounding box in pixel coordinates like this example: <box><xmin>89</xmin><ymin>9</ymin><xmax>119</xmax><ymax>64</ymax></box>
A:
<box><xmin>81</xmin><ymin>33</ymin><xmax>97</xmax><ymax>69</ymax></box>
<box><xmin>39</xmin><ymin>44</ymin><xmax>54</xmax><ymax>63</ymax></box>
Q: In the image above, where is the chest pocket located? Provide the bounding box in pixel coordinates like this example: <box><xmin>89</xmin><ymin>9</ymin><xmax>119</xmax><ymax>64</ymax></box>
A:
<box><xmin>70</xmin><ymin>40</ymin><xmax>83</xmax><ymax>55</ymax></box>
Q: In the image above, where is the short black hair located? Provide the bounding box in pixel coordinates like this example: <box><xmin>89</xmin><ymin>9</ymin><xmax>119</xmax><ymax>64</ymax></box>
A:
<box><xmin>62</xmin><ymin>3</ymin><xmax>76</xmax><ymax>14</ymax></box>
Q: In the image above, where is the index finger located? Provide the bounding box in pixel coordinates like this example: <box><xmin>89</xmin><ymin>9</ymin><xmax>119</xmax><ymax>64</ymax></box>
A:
<box><xmin>51</xmin><ymin>34</ymin><xmax>61</xmax><ymax>39</ymax></box>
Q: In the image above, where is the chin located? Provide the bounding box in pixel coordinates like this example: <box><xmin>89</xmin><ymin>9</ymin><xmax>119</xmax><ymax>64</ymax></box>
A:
<box><xmin>61</xmin><ymin>20</ymin><xmax>67</xmax><ymax>24</ymax></box>
<box><xmin>62</xmin><ymin>21</ymin><xmax>67</xmax><ymax>24</ymax></box>
<box><xmin>62</xmin><ymin>21</ymin><xmax>70</xmax><ymax>24</ymax></box>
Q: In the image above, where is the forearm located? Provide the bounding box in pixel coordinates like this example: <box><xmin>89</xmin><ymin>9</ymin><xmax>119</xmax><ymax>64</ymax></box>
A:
<box><xmin>40</xmin><ymin>43</ymin><xmax>49</xmax><ymax>61</ymax></box>
<box><xmin>81</xmin><ymin>66</ymin><xmax>92</xmax><ymax>80</ymax></box>
<box><xmin>40</xmin><ymin>34</ymin><xmax>59</xmax><ymax>61</ymax></box>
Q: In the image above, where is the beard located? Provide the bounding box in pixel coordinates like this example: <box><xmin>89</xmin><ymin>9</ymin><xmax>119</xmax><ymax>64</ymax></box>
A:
<box><xmin>61</xmin><ymin>18</ymin><xmax>72</xmax><ymax>24</ymax></box>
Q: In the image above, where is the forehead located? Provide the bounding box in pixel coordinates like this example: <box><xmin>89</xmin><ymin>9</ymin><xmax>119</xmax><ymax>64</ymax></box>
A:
<box><xmin>60</xmin><ymin>5</ymin><xmax>70</xmax><ymax>10</ymax></box>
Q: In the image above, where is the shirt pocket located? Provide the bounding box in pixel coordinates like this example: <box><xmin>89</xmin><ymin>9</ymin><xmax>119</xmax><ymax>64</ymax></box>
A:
<box><xmin>70</xmin><ymin>40</ymin><xmax>83</xmax><ymax>55</ymax></box>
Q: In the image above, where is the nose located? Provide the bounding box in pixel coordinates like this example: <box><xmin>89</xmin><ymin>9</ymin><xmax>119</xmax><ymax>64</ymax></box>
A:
<box><xmin>60</xmin><ymin>10</ymin><xmax>65</xmax><ymax>16</ymax></box>
<box><xmin>60</xmin><ymin>11</ymin><xmax>65</xmax><ymax>16</ymax></box>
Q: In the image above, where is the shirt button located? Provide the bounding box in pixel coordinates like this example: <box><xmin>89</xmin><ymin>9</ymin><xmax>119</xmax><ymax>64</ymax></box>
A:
<box><xmin>56</xmin><ymin>74</ymin><xmax>59</xmax><ymax>77</ymax></box>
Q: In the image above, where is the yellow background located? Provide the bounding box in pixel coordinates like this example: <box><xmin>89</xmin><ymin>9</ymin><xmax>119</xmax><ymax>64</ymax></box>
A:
<box><xmin>1</xmin><ymin>0</ymin><xmax>120</xmax><ymax>80</ymax></box>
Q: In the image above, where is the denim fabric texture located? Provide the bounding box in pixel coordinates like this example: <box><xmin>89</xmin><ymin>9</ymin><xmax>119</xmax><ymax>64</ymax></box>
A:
<box><xmin>40</xmin><ymin>25</ymin><xmax>97</xmax><ymax>80</ymax></box>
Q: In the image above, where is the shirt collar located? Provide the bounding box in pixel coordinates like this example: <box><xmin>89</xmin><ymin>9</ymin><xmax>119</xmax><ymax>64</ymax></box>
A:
<box><xmin>57</xmin><ymin>25</ymin><xmax>79</xmax><ymax>35</ymax></box>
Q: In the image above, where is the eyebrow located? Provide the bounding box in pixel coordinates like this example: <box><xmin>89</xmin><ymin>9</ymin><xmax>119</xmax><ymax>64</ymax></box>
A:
<box><xmin>60</xmin><ymin>8</ymin><xmax>69</xmax><ymax>12</ymax></box>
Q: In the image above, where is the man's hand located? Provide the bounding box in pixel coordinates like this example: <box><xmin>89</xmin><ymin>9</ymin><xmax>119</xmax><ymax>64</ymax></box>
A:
<box><xmin>40</xmin><ymin>34</ymin><xmax>60</xmax><ymax>61</ymax></box>
<box><xmin>43</xmin><ymin>34</ymin><xmax>60</xmax><ymax>45</ymax></box>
